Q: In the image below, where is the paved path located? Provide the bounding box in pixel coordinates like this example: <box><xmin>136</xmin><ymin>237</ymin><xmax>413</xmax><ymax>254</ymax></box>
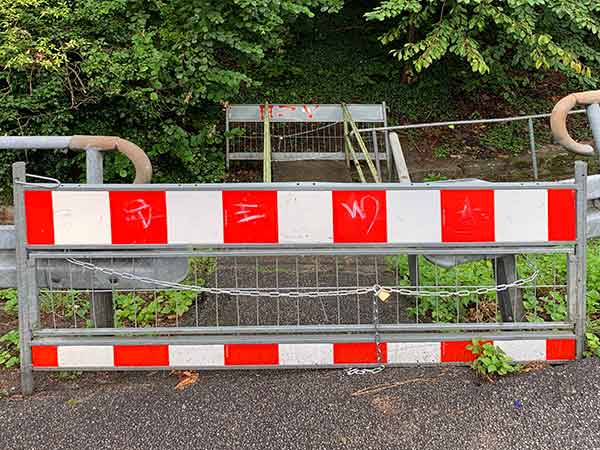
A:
<box><xmin>1</xmin><ymin>358</ymin><xmax>599</xmax><ymax>450</ymax></box>
<box><xmin>273</xmin><ymin>160</ymin><xmax>352</xmax><ymax>182</ymax></box>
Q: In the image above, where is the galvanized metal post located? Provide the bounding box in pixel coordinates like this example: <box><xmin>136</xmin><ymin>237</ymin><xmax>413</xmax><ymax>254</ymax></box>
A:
<box><xmin>586</xmin><ymin>104</ymin><xmax>600</xmax><ymax>167</ymax></box>
<box><xmin>372</xmin><ymin>130</ymin><xmax>382</xmax><ymax>180</ymax></box>
<box><xmin>575</xmin><ymin>160</ymin><xmax>588</xmax><ymax>358</ymax></box>
<box><xmin>495</xmin><ymin>255</ymin><xmax>524</xmax><ymax>322</ymax></box>
<box><xmin>343</xmin><ymin>117</ymin><xmax>350</xmax><ymax>169</ymax></box>
<box><xmin>12</xmin><ymin>162</ymin><xmax>34</xmax><ymax>395</ymax></box>
<box><xmin>263</xmin><ymin>103</ymin><xmax>272</xmax><ymax>183</ymax></box>
<box><xmin>85</xmin><ymin>149</ymin><xmax>114</xmax><ymax>328</ymax></box>
<box><xmin>225</xmin><ymin>107</ymin><xmax>231</xmax><ymax>170</ymax></box>
<box><xmin>528</xmin><ymin>118</ymin><xmax>539</xmax><ymax>180</ymax></box>
<box><xmin>382</xmin><ymin>102</ymin><xmax>391</xmax><ymax>180</ymax></box>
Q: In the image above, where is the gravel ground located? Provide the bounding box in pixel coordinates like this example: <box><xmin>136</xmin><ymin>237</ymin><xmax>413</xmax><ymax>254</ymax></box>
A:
<box><xmin>1</xmin><ymin>359</ymin><xmax>599</xmax><ymax>450</ymax></box>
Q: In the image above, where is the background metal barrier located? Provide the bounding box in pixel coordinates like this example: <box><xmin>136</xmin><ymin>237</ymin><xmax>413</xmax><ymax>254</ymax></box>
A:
<box><xmin>12</xmin><ymin>161</ymin><xmax>587</xmax><ymax>394</ymax></box>
<box><xmin>225</xmin><ymin>103</ymin><xmax>389</xmax><ymax>173</ymax></box>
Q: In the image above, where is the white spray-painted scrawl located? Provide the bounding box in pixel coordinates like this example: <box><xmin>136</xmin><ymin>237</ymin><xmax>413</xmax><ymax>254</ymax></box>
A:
<box><xmin>341</xmin><ymin>195</ymin><xmax>380</xmax><ymax>234</ymax></box>
<box><xmin>234</xmin><ymin>203</ymin><xmax>267</xmax><ymax>224</ymax></box>
<box><xmin>124</xmin><ymin>199</ymin><xmax>153</xmax><ymax>229</ymax></box>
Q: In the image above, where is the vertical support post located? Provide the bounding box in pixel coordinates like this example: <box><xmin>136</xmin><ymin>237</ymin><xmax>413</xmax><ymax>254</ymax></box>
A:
<box><xmin>85</xmin><ymin>150</ymin><xmax>114</xmax><ymax>328</ymax></box>
<box><xmin>225</xmin><ymin>106</ymin><xmax>231</xmax><ymax>170</ymax></box>
<box><xmin>86</xmin><ymin>149</ymin><xmax>103</xmax><ymax>184</ymax></box>
<box><xmin>382</xmin><ymin>102</ymin><xmax>391</xmax><ymax>180</ymax></box>
<box><xmin>528</xmin><ymin>118</ymin><xmax>539</xmax><ymax>180</ymax></box>
<box><xmin>343</xmin><ymin>116</ymin><xmax>350</xmax><ymax>169</ymax></box>
<box><xmin>495</xmin><ymin>255</ymin><xmax>524</xmax><ymax>322</ymax></box>
<box><xmin>575</xmin><ymin>160</ymin><xmax>588</xmax><ymax>358</ymax></box>
<box><xmin>263</xmin><ymin>102</ymin><xmax>272</xmax><ymax>183</ymax></box>
<box><xmin>586</xmin><ymin>104</ymin><xmax>600</xmax><ymax>168</ymax></box>
<box><xmin>12</xmin><ymin>162</ymin><xmax>33</xmax><ymax>395</ymax></box>
<box><xmin>408</xmin><ymin>255</ymin><xmax>419</xmax><ymax>288</ymax></box>
<box><xmin>372</xmin><ymin>130</ymin><xmax>382</xmax><ymax>181</ymax></box>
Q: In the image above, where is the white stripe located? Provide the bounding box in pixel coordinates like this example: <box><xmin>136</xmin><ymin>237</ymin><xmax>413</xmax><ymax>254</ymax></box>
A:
<box><xmin>52</xmin><ymin>192</ymin><xmax>111</xmax><ymax>245</ymax></box>
<box><xmin>387</xmin><ymin>342</ymin><xmax>440</xmax><ymax>364</ymax></box>
<box><xmin>494</xmin><ymin>190</ymin><xmax>548</xmax><ymax>242</ymax></box>
<box><xmin>279</xmin><ymin>343</ymin><xmax>333</xmax><ymax>365</ymax></box>
<box><xmin>386</xmin><ymin>190</ymin><xmax>441</xmax><ymax>243</ymax></box>
<box><xmin>57</xmin><ymin>345</ymin><xmax>114</xmax><ymax>368</ymax></box>
<box><xmin>495</xmin><ymin>340</ymin><xmax>546</xmax><ymax>361</ymax></box>
<box><xmin>169</xmin><ymin>345</ymin><xmax>224</xmax><ymax>366</ymax></box>
<box><xmin>277</xmin><ymin>191</ymin><xmax>333</xmax><ymax>243</ymax></box>
<box><xmin>166</xmin><ymin>191</ymin><xmax>223</xmax><ymax>244</ymax></box>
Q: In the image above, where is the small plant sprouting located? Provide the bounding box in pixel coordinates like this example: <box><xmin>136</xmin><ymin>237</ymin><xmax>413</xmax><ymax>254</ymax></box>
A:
<box><xmin>467</xmin><ymin>339</ymin><xmax>522</xmax><ymax>379</ymax></box>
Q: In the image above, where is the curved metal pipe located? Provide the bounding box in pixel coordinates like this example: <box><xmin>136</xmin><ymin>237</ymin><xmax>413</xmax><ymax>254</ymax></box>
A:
<box><xmin>69</xmin><ymin>136</ymin><xmax>152</xmax><ymax>184</ymax></box>
<box><xmin>550</xmin><ymin>90</ymin><xmax>600</xmax><ymax>156</ymax></box>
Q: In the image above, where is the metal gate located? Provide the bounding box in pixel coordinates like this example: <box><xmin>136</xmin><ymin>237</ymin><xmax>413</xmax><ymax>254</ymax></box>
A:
<box><xmin>13</xmin><ymin>161</ymin><xmax>587</xmax><ymax>394</ymax></box>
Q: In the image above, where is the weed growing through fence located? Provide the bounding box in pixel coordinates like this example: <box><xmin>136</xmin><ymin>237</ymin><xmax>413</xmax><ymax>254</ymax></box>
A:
<box><xmin>0</xmin><ymin>329</ymin><xmax>19</xmax><ymax>369</ymax></box>
<box><xmin>467</xmin><ymin>339</ymin><xmax>522</xmax><ymax>378</ymax></box>
<box><xmin>0</xmin><ymin>289</ymin><xmax>17</xmax><ymax>316</ymax></box>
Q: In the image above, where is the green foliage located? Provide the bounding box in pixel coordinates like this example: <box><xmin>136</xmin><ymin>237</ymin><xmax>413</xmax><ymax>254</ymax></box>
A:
<box><xmin>433</xmin><ymin>144</ymin><xmax>450</xmax><ymax>159</ymax></box>
<box><xmin>468</xmin><ymin>339</ymin><xmax>522</xmax><ymax>378</ymax></box>
<box><xmin>365</xmin><ymin>0</ymin><xmax>600</xmax><ymax>84</ymax></box>
<box><xmin>479</xmin><ymin>124</ymin><xmax>528</xmax><ymax>156</ymax></box>
<box><xmin>0</xmin><ymin>0</ymin><xmax>341</xmax><ymax>198</ymax></box>
<box><xmin>114</xmin><ymin>290</ymin><xmax>197</xmax><ymax>327</ymax></box>
<box><xmin>0</xmin><ymin>289</ymin><xmax>18</xmax><ymax>316</ymax></box>
<box><xmin>0</xmin><ymin>329</ymin><xmax>19</xmax><ymax>369</ymax></box>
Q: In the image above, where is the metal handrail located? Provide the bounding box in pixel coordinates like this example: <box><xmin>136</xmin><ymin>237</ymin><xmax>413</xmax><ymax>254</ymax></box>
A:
<box><xmin>353</xmin><ymin>109</ymin><xmax>587</xmax><ymax>134</ymax></box>
<box><xmin>0</xmin><ymin>135</ymin><xmax>152</xmax><ymax>184</ymax></box>
<box><xmin>263</xmin><ymin>103</ymin><xmax>272</xmax><ymax>182</ymax></box>
<box><xmin>551</xmin><ymin>90</ymin><xmax>600</xmax><ymax>156</ymax></box>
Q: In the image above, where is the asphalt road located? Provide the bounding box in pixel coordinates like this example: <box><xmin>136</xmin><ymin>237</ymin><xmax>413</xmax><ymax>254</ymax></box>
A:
<box><xmin>1</xmin><ymin>358</ymin><xmax>600</xmax><ymax>450</ymax></box>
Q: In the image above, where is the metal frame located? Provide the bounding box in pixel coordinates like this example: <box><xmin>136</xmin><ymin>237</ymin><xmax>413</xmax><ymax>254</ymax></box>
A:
<box><xmin>225</xmin><ymin>103</ymin><xmax>389</xmax><ymax>167</ymax></box>
<box><xmin>13</xmin><ymin>161</ymin><xmax>588</xmax><ymax>394</ymax></box>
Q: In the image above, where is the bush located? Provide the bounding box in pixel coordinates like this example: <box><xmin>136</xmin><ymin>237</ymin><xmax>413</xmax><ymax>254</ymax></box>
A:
<box><xmin>0</xmin><ymin>0</ymin><xmax>341</xmax><ymax>199</ymax></box>
<box><xmin>366</xmin><ymin>0</ymin><xmax>600</xmax><ymax>86</ymax></box>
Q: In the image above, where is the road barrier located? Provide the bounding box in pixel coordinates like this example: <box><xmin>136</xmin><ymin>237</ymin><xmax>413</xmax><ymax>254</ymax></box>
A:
<box><xmin>12</xmin><ymin>160</ymin><xmax>588</xmax><ymax>394</ymax></box>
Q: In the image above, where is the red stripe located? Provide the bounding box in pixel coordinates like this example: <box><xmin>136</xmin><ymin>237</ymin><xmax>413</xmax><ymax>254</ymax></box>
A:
<box><xmin>546</xmin><ymin>339</ymin><xmax>576</xmax><ymax>360</ymax></box>
<box><xmin>224</xmin><ymin>343</ymin><xmax>279</xmax><ymax>365</ymax></box>
<box><xmin>109</xmin><ymin>191</ymin><xmax>168</xmax><ymax>244</ymax></box>
<box><xmin>333</xmin><ymin>342</ymin><xmax>388</xmax><ymax>364</ymax></box>
<box><xmin>24</xmin><ymin>191</ymin><xmax>55</xmax><ymax>245</ymax></box>
<box><xmin>222</xmin><ymin>191</ymin><xmax>278</xmax><ymax>244</ymax></box>
<box><xmin>441</xmin><ymin>190</ymin><xmax>495</xmax><ymax>242</ymax></box>
<box><xmin>332</xmin><ymin>191</ymin><xmax>387</xmax><ymax>243</ymax></box>
<box><xmin>31</xmin><ymin>345</ymin><xmax>58</xmax><ymax>367</ymax></box>
<box><xmin>113</xmin><ymin>345</ymin><xmax>169</xmax><ymax>366</ymax></box>
<box><xmin>440</xmin><ymin>340</ymin><xmax>492</xmax><ymax>362</ymax></box>
<box><xmin>547</xmin><ymin>189</ymin><xmax>576</xmax><ymax>241</ymax></box>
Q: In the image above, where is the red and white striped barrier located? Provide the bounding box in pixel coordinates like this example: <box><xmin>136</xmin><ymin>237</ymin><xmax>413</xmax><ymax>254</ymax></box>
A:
<box><xmin>30</xmin><ymin>338</ymin><xmax>576</xmax><ymax>368</ymax></box>
<box><xmin>24</xmin><ymin>188</ymin><xmax>576</xmax><ymax>246</ymax></box>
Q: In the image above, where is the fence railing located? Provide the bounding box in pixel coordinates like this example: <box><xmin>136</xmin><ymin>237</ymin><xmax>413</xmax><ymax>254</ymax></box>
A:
<box><xmin>356</xmin><ymin>109</ymin><xmax>591</xmax><ymax>181</ymax></box>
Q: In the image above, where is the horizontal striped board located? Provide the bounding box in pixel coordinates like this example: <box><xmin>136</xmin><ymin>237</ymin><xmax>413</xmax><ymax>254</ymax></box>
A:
<box><xmin>24</xmin><ymin>187</ymin><xmax>577</xmax><ymax>246</ymax></box>
<box><xmin>30</xmin><ymin>339</ymin><xmax>576</xmax><ymax>369</ymax></box>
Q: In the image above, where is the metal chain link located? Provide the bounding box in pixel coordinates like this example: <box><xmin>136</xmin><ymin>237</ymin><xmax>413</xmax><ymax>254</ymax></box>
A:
<box><xmin>65</xmin><ymin>258</ymin><xmax>539</xmax><ymax>299</ymax></box>
<box><xmin>345</xmin><ymin>292</ymin><xmax>385</xmax><ymax>376</ymax></box>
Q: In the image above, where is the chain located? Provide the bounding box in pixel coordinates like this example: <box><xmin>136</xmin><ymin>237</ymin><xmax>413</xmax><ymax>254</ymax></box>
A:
<box><xmin>345</xmin><ymin>291</ymin><xmax>385</xmax><ymax>376</ymax></box>
<box><xmin>65</xmin><ymin>258</ymin><xmax>539</xmax><ymax>299</ymax></box>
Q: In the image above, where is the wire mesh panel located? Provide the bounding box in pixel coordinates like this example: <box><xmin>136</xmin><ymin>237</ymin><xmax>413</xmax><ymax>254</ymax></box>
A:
<box><xmin>33</xmin><ymin>251</ymin><xmax>570</xmax><ymax>332</ymax></box>
<box><xmin>226</xmin><ymin>104</ymin><xmax>388</xmax><ymax>163</ymax></box>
